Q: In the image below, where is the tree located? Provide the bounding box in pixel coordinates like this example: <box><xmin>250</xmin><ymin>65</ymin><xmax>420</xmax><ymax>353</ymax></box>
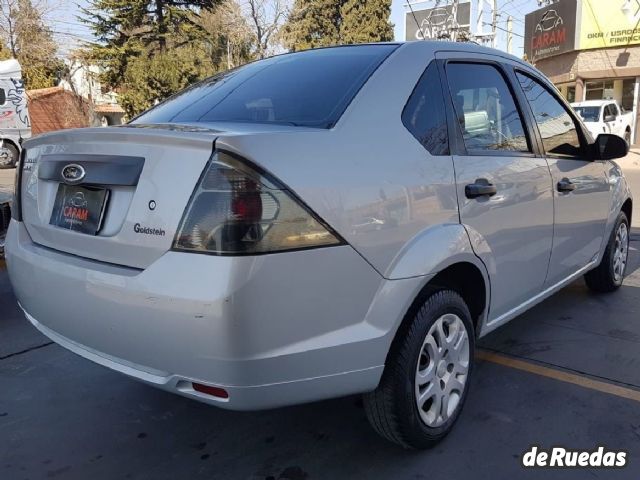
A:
<box><xmin>198</xmin><ymin>0</ymin><xmax>254</xmax><ymax>68</ymax></box>
<box><xmin>243</xmin><ymin>0</ymin><xmax>287</xmax><ymax>59</ymax></box>
<box><xmin>281</xmin><ymin>0</ymin><xmax>393</xmax><ymax>51</ymax></box>
<box><xmin>83</xmin><ymin>0</ymin><xmax>262</xmax><ymax>117</ymax></box>
<box><xmin>119</xmin><ymin>46</ymin><xmax>213</xmax><ymax>114</ymax></box>
<box><xmin>0</xmin><ymin>0</ymin><xmax>62</xmax><ymax>89</ymax></box>
<box><xmin>82</xmin><ymin>0</ymin><xmax>220</xmax><ymax>89</ymax></box>
<box><xmin>280</xmin><ymin>0</ymin><xmax>340</xmax><ymax>51</ymax></box>
<box><xmin>340</xmin><ymin>0</ymin><xmax>393</xmax><ymax>45</ymax></box>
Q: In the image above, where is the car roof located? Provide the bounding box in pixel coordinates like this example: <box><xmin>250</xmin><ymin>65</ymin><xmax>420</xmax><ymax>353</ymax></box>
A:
<box><xmin>290</xmin><ymin>41</ymin><xmax>534</xmax><ymax>71</ymax></box>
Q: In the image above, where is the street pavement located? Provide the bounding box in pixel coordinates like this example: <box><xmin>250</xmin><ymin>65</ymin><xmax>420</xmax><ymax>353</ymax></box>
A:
<box><xmin>1</xmin><ymin>155</ymin><xmax>640</xmax><ymax>479</ymax></box>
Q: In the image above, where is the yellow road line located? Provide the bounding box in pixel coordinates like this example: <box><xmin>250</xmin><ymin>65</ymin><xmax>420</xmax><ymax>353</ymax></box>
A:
<box><xmin>477</xmin><ymin>349</ymin><xmax>640</xmax><ymax>403</ymax></box>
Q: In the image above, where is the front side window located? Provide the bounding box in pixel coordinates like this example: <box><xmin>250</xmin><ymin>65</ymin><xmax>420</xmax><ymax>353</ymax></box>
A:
<box><xmin>402</xmin><ymin>62</ymin><xmax>448</xmax><ymax>155</ymax></box>
<box><xmin>517</xmin><ymin>72</ymin><xmax>583</xmax><ymax>158</ymax></box>
<box><xmin>446</xmin><ymin>63</ymin><xmax>529</xmax><ymax>153</ymax></box>
<box><xmin>133</xmin><ymin>45</ymin><xmax>398</xmax><ymax>129</ymax></box>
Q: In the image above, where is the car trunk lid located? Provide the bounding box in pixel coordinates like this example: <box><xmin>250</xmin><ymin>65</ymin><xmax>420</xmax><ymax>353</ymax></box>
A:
<box><xmin>19</xmin><ymin>126</ymin><xmax>218</xmax><ymax>269</ymax></box>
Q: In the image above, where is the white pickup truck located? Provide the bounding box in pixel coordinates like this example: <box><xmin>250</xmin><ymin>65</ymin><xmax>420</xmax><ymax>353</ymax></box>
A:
<box><xmin>571</xmin><ymin>100</ymin><xmax>633</xmax><ymax>144</ymax></box>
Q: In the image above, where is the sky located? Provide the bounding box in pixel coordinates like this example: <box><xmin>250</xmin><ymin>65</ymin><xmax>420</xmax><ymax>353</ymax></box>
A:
<box><xmin>50</xmin><ymin>0</ymin><xmax>541</xmax><ymax>56</ymax></box>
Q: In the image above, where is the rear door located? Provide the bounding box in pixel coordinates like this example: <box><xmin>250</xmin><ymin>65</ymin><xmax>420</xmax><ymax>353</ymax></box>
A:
<box><xmin>514</xmin><ymin>71</ymin><xmax>611</xmax><ymax>287</ymax></box>
<box><xmin>438</xmin><ymin>54</ymin><xmax>554</xmax><ymax>323</ymax></box>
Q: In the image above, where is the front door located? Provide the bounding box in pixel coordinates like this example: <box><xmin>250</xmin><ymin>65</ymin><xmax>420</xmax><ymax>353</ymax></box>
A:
<box><xmin>514</xmin><ymin>71</ymin><xmax>611</xmax><ymax>287</ymax></box>
<box><xmin>441</xmin><ymin>58</ymin><xmax>554</xmax><ymax>322</ymax></box>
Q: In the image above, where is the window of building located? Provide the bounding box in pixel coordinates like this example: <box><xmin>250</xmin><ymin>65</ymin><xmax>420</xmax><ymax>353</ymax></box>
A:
<box><xmin>445</xmin><ymin>63</ymin><xmax>530</xmax><ymax>153</ymax></box>
<box><xmin>402</xmin><ymin>62</ymin><xmax>449</xmax><ymax>155</ymax></box>
<box><xmin>566</xmin><ymin>86</ymin><xmax>576</xmax><ymax>103</ymax></box>
<box><xmin>585</xmin><ymin>80</ymin><xmax>615</xmax><ymax>101</ymax></box>
<box><xmin>516</xmin><ymin>72</ymin><xmax>583</xmax><ymax>158</ymax></box>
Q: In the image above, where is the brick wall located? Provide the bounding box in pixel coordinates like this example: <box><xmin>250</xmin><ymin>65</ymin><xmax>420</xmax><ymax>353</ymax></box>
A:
<box><xmin>27</xmin><ymin>87</ymin><xmax>92</xmax><ymax>135</ymax></box>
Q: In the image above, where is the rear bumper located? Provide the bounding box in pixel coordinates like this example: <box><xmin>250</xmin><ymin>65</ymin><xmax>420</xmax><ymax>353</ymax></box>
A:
<box><xmin>22</xmin><ymin>308</ymin><xmax>382</xmax><ymax>410</ymax></box>
<box><xmin>5</xmin><ymin>221</ymin><xmax>422</xmax><ymax>410</ymax></box>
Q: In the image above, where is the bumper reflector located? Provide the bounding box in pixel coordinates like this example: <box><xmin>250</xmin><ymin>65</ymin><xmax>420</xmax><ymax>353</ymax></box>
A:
<box><xmin>192</xmin><ymin>382</ymin><xmax>229</xmax><ymax>399</ymax></box>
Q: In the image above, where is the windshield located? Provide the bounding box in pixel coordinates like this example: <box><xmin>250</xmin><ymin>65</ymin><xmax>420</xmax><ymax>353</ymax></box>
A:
<box><xmin>573</xmin><ymin>106</ymin><xmax>601</xmax><ymax>122</ymax></box>
<box><xmin>132</xmin><ymin>45</ymin><xmax>398</xmax><ymax>129</ymax></box>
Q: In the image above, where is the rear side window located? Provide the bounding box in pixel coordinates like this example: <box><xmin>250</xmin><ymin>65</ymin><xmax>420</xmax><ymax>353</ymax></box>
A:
<box><xmin>516</xmin><ymin>72</ymin><xmax>583</xmax><ymax>158</ymax></box>
<box><xmin>445</xmin><ymin>63</ymin><xmax>530</xmax><ymax>153</ymax></box>
<box><xmin>402</xmin><ymin>62</ymin><xmax>449</xmax><ymax>155</ymax></box>
<box><xmin>133</xmin><ymin>45</ymin><xmax>398</xmax><ymax>129</ymax></box>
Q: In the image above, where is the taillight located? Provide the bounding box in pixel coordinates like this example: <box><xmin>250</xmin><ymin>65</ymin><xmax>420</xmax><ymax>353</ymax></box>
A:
<box><xmin>173</xmin><ymin>150</ymin><xmax>343</xmax><ymax>255</ymax></box>
<box><xmin>11</xmin><ymin>148</ymin><xmax>25</xmax><ymax>221</ymax></box>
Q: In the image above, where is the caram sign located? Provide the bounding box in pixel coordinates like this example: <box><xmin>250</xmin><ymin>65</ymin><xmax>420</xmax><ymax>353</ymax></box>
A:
<box><xmin>524</xmin><ymin>0</ymin><xmax>577</xmax><ymax>61</ymax></box>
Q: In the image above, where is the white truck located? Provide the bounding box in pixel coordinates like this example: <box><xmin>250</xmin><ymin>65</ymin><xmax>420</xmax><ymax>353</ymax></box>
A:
<box><xmin>571</xmin><ymin>99</ymin><xmax>633</xmax><ymax>144</ymax></box>
<box><xmin>0</xmin><ymin>59</ymin><xmax>31</xmax><ymax>169</ymax></box>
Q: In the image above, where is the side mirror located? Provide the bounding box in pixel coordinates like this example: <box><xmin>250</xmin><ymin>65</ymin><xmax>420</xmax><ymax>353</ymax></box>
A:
<box><xmin>604</xmin><ymin>114</ymin><xmax>616</xmax><ymax>123</ymax></box>
<box><xmin>593</xmin><ymin>133</ymin><xmax>629</xmax><ymax>160</ymax></box>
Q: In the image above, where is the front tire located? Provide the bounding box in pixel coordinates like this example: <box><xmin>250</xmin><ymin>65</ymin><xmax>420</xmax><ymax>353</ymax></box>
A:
<box><xmin>0</xmin><ymin>143</ymin><xmax>18</xmax><ymax>169</ymax></box>
<box><xmin>585</xmin><ymin>211</ymin><xmax>630</xmax><ymax>292</ymax></box>
<box><xmin>364</xmin><ymin>290</ymin><xmax>474</xmax><ymax>449</ymax></box>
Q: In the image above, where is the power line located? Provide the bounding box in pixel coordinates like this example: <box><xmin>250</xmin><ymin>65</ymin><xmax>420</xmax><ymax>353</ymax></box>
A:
<box><xmin>406</xmin><ymin>0</ymin><xmax>427</xmax><ymax>40</ymax></box>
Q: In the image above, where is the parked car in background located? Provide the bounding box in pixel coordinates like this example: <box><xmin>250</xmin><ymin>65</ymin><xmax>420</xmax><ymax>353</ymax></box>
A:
<box><xmin>0</xmin><ymin>59</ymin><xmax>30</xmax><ymax>169</ymax></box>
<box><xmin>5</xmin><ymin>42</ymin><xmax>632</xmax><ymax>449</ymax></box>
<box><xmin>572</xmin><ymin>99</ymin><xmax>633</xmax><ymax>144</ymax></box>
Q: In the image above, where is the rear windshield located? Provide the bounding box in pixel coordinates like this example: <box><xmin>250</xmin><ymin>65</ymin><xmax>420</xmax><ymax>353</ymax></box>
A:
<box><xmin>132</xmin><ymin>44</ymin><xmax>398</xmax><ymax>129</ymax></box>
<box><xmin>573</xmin><ymin>106</ymin><xmax>600</xmax><ymax>122</ymax></box>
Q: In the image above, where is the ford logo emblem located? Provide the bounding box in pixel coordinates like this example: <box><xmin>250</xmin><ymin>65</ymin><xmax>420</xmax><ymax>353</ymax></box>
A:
<box><xmin>61</xmin><ymin>164</ymin><xmax>86</xmax><ymax>184</ymax></box>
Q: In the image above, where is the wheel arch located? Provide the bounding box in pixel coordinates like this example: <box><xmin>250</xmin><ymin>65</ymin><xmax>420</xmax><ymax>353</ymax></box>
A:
<box><xmin>383</xmin><ymin>259</ymin><xmax>490</xmax><ymax>373</ymax></box>
<box><xmin>622</xmin><ymin>197</ymin><xmax>633</xmax><ymax>227</ymax></box>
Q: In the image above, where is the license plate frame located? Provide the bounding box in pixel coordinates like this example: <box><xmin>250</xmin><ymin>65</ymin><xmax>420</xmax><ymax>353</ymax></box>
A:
<box><xmin>49</xmin><ymin>184</ymin><xmax>110</xmax><ymax>235</ymax></box>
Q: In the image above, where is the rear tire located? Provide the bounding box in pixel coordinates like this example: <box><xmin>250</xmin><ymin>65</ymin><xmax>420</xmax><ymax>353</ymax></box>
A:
<box><xmin>364</xmin><ymin>290</ymin><xmax>475</xmax><ymax>449</ymax></box>
<box><xmin>0</xmin><ymin>143</ymin><xmax>18</xmax><ymax>169</ymax></box>
<box><xmin>585</xmin><ymin>211</ymin><xmax>629</xmax><ymax>292</ymax></box>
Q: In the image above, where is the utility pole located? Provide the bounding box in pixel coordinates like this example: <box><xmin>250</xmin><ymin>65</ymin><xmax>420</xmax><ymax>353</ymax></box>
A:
<box><xmin>491</xmin><ymin>0</ymin><xmax>497</xmax><ymax>48</ymax></box>
<box><xmin>451</xmin><ymin>0</ymin><xmax>460</xmax><ymax>42</ymax></box>
<box><xmin>474</xmin><ymin>0</ymin><xmax>497</xmax><ymax>46</ymax></box>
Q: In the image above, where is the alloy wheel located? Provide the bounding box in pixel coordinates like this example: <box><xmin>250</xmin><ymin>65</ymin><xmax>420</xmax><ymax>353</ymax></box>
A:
<box><xmin>613</xmin><ymin>222</ymin><xmax>629</xmax><ymax>283</ymax></box>
<box><xmin>415</xmin><ymin>313</ymin><xmax>469</xmax><ymax>427</ymax></box>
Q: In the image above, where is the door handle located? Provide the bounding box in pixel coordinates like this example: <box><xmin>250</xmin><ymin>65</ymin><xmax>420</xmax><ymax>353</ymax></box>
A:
<box><xmin>557</xmin><ymin>178</ymin><xmax>576</xmax><ymax>193</ymax></box>
<box><xmin>465</xmin><ymin>179</ymin><xmax>497</xmax><ymax>199</ymax></box>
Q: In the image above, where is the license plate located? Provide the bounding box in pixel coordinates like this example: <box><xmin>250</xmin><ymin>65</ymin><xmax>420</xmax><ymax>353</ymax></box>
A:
<box><xmin>49</xmin><ymin>184</ymin><xmax>109</xmax><ymax>235</ymax></box>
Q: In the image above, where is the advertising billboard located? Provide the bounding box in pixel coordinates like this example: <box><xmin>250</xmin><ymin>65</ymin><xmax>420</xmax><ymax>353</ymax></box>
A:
<box><xmin>579</xmin><ymin>0</ymin><xmax>640</xmax><ymax>50</ymax></box>
<box><xmin>524</xmin><ymin>0</ymin><xmax>577</xmax><ymax>61</ymax></box>
<box><xmin>405</xmin><ymin>2</ymin><xmax>471</xmax><ymax>41</ymax></box>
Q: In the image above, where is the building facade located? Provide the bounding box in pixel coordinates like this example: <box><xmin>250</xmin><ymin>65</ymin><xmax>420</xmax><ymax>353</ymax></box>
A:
<box><xmin>525</xmin><ymin>0</ymin><xmax>640</xmax><ymax>144</ymax></box>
